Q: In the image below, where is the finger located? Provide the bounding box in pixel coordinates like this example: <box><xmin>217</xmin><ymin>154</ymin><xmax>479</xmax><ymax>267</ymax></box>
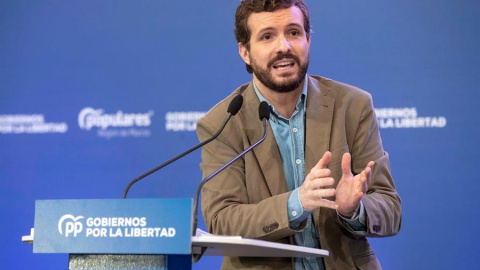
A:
<box><xmin>367</xmin><ymin>161</ymin><xmax>375</xmax><ymax>169</ymax></box>
<box><xmin>306</xmin><ymin>188</ymin><xmax>337</xmax><ymax>199</ymax></box>
<box><xmin>356</xmin><ymin>169</ymin><xmax>369</xmax><ymax>184</ymax></box>
<box><xmin>365</xmin><ymin>161</ymin><xmax>375</xmax><ymax>185</ymax></box>
<box><xmin>300</xmin><ymin>188</ymin><xmax>338</xmax><ymax>211</ymax></box>
<box><xmin>309</xmin><ymin>177</ymin><xmax>335</xmax><ymax>189</ymax></box>
<box><xmin>350</xmin><ymin>172</ymin><xmax>365</xmax><ymax>195</ymax></box>
<box><xmin>316</xmin><ymin>188</ymin><xmax>337</xmax><ymax>198</ymax></box>
<box><xmin>307</xmin><ymin>168</ymin><xmax>331</xmax><ymax>180</ymax></box>
<box><xmin>358</xmin><ymin>175</ymin><xmax>368</xmax><ymax>193</ymax></box>
<box><xmin>317</xmin><ymin>198</ymin><xmax>338</xmax><ymax>210</ymax></box>
<box><xmin>304</xmin><ymin>198</ymin><xmax>337</xmax><ymax>211</ymax></box>
<box><xmin>341</xmin><ymin>153</ymin><xmax>352</xmax><ymax>177</ymax></box>
<box><xmin>360</xmin><ymin>167</ymin><xmax>370</xmax><ymax>180</ymax></box>
<box><xmin>313</xmin><ymin>151</ymin><xmax>331</xmax><ymax>170</ymax></box>
<box><xmin>357</xmin><ymin>186</ymin><xmax>365</xmax><ymax>198</ymax></box>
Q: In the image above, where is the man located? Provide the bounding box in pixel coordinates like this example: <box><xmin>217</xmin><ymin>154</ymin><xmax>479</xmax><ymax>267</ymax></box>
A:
<box><xmin>196</xmin><ymin>0</ymin><xmax>401</xmax><ymax>269</ymax></box>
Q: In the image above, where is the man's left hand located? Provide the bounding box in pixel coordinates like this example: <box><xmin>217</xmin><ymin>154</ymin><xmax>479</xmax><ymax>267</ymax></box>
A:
<box><xmin>336</xmin><ymin>153</ymin><xmax>374</xmax><ymax>217</ymax></box>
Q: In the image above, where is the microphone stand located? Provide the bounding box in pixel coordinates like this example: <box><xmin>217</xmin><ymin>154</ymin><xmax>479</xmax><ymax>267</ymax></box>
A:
<box><xmin>122</xmin><ymin>95</ymin><xmax>243</xmax><ymax>198</ymax></box>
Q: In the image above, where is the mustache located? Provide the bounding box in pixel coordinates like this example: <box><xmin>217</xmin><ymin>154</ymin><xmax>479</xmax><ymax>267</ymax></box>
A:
<box><xmin>267</xmin><ymin>53</ymin><xmax>300</xmax><ymax>68</ymax></box>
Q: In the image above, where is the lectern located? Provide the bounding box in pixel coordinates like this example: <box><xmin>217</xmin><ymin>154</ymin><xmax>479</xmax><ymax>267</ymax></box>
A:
<box><xmin>23</xmin><ymin>199</ymin><xmax>328</xmax><ymax>269</ymax></box>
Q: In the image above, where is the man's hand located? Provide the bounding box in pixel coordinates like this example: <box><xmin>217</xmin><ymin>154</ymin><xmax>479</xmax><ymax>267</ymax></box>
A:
<box><xmin>299</xmin><ymin>151</ymin><xmax>338</xmax><ymax>212</ymax></box>
<box><xmin>336</xmin><ymin>153</ymin><xmax>374</xmax><ymax>217</ymax></box>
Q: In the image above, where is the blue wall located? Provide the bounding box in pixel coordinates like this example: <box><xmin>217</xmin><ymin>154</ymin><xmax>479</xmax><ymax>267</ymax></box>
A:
<box><xmin>1</xmin><ymin>0</ymin><xmax>479</xmax><ymax>269</ymax></box>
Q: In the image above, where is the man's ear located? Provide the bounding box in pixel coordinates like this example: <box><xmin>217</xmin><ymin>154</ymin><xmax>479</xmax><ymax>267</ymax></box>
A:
<box><xmin>238</xmin><ymin>42</ymin><xmax>250</xmax><ymax>65</ymax></box>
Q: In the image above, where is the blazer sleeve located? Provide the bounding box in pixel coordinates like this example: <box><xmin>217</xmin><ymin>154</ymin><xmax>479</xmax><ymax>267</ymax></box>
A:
<box><xmin>345</xmin><ymin>92</ymin><xmax>402</xmax><ymax>237</ymax></box>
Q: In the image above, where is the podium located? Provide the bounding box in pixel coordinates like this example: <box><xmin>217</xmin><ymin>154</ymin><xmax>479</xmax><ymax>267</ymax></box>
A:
<box><xmin>23</xmin><ymin>199</ymin><xmax>328</xmax><ymax>269</ymax></box>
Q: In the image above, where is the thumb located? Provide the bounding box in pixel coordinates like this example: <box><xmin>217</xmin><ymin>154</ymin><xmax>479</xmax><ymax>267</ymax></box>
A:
<box><xmin>341</xmin><ymin>153</ymin><xmax>352</xmax><ymax>176</ymax></box>
<box><xmin>314</xmin><ymin>151</ymin><xmax>331</xmax><ymax>169</ymax></box>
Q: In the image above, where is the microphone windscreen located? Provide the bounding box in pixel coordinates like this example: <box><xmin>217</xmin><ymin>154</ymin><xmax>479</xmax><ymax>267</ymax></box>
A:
<box><xmin>227</xmin><ymin>95</ymin><xmax>244</xmax><ymax>115</ymax></box>
<box><xmin>258</xmin><ymin>101</ymin><xmax>270</xmax><ymax>120</ymax></box>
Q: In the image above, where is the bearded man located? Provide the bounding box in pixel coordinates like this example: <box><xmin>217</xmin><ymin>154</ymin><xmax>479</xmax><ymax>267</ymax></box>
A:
<box><xmin>196</xmin><ymin>1</ymin><xmax>401</xmax><ymax>269</ymax></box>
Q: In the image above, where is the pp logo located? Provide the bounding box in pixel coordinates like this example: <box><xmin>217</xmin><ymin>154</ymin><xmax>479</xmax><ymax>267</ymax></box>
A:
<box><xmin>58</xmin><ymin>215</ymin><xmax>84</xmax><ymax>237</ymax></box>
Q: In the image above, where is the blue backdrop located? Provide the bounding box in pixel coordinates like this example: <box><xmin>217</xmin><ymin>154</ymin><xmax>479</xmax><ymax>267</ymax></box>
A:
<box><xmin>1</xmin><ymin>0</ymin><xmax>479</xmax><ymax>269</ymax></box>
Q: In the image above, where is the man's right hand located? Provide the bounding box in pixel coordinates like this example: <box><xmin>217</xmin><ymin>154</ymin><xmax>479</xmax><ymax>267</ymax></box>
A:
<box><xmin>299</xmin><ymin>151</ymin><xmax>338</xmax><ymax>212</ymax></box>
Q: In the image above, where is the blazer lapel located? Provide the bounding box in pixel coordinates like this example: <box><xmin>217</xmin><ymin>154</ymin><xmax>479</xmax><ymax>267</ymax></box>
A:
<box><xmin>305</xmin><ymin>76</ymin><xmax>335</xmax><ymax>172</ymax></box>
<box><xmin>241</xmin><ymin>84</ymin><xmax>288</xmax><ymax>196</ymax></box>
<box><xmin>304</xmin><ymin>76</ymin><xmax>335</xmax><ymax>228</ymax></box>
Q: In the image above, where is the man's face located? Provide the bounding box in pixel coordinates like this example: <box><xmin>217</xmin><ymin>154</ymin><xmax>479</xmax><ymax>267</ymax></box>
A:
<box><xmin>239</xmin><ymin>6</ymin><xmax>310</xmax><ymax>93</ymax></box>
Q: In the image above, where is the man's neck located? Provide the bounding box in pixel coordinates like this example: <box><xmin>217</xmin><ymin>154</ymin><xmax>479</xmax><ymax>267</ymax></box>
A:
<box><xmin>253</xmin><ymin>76</ymin><xmax>304</xmax><ymax>119</ymax></box>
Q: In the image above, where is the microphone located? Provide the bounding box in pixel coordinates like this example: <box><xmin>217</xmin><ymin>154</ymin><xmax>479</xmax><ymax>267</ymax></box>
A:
<box><xmin>122</xmin><ymin>94</ymin><xmax>243</xmax><ymax>199</ymax></box>
<box><xmin>192</xmin><ymin>101</ymin><xmax>270</xmax><ymax>236</ymax></box>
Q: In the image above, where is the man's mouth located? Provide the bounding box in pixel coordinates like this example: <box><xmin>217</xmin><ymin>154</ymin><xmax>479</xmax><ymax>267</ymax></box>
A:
<box><xmin>272</xmin><ymin>60</ymin><xmax>295</xmax><ymax>70</ymax></box>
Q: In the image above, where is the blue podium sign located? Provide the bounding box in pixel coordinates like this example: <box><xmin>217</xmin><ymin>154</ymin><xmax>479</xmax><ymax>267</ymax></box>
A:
<box><xmin>33</xmin><ymin>198</ymin><xmax>192</xmax><ymax>255</ymax></box>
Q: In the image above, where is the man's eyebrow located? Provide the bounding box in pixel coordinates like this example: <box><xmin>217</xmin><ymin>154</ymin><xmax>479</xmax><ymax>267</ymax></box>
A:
<box><xmin>257</xmin><ymin>27</ymin><xmax>276</xmax><ymax>35</ymax></box>
<box><xmin>285</xmin><ymin>23</ymin><xmax>303</xmax><ymax>29</ymax></box>
<box><xmin>256</xmin><ymin>23</ymin><xmax>303</xmax><ymax>35</ymax></box>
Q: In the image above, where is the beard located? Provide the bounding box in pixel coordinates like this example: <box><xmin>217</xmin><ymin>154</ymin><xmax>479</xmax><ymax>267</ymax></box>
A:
<box><xmin>250</xmin><ymin>52</ymin><xmax>309</xmax><ymax>93</ymax></box>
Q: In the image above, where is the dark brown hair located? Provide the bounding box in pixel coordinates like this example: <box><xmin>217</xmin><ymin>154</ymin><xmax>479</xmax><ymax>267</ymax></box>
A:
<box><xmin>234</xmin><ymin>0</ymin><xmax>311</xmax><ymax>73</ymax></box>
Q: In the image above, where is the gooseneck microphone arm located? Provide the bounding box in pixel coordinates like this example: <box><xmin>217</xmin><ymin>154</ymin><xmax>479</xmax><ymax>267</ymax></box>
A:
<box><xmin>192</xmin><ymin>101</ymin><xmax>270</xmax><ymax>236</ymax></box>
<box><xmin>122</xmin><ymin>95</ymin><xmax>243</xmax><ymax>199</ymax></box>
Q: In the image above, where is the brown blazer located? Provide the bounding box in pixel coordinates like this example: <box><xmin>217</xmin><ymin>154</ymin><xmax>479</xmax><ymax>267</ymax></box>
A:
<box><xmin>196</xmin><ymin>75</ymin><xmax>402</xmax><ymax>270</ymax></box>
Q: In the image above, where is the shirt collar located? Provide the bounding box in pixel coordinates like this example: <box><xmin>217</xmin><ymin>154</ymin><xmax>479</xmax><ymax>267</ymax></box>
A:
<box><xmin>253</xmin><ymin>75</ymin><xmax>308</xmax><ymax>121</ymax></box>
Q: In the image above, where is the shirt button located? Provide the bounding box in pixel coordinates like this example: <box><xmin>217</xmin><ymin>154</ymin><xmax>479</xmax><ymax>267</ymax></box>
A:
<box><xmin>296</xmin><ymin>159</ymin><xmax>301</xmax><ymax>165</ymax></box>
<box><xmin>292</xmin><ymin>127</ymin><xmax>298</xmax><ymax>133</ymax></box>
<box><xmin>292</xmin><ymin>211</ymin><xmax>297</xmax><ymax>217</ymax></box>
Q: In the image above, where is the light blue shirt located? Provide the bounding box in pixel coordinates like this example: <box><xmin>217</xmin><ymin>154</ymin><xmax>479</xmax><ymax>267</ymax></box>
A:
<box><xmin>253</xmin><ymin>77</ymin><xmax>366</xmax><ymax>270</ymax></box>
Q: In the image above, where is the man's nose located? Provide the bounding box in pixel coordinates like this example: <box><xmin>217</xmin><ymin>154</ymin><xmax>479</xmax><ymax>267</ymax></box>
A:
<box><xmin>276</xmin><ymin>36</ymin><xmax>291</xmax><ymax>54</ymax></box>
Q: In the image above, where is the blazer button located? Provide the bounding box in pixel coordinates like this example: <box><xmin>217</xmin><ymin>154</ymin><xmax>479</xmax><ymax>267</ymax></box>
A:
<box><xmin>263</xmin><ymin>222</ymin><xmax>279</xmax><ymax>233</ymax></box>
<box><xmin>373</xmin><ymin>225</ymin><xmax>381</xmax><ymax>232</ymax></box>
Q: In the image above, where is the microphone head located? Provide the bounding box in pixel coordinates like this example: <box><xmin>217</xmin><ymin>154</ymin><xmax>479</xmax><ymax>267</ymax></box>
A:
<box><xmin>258</xmin><ymin>101</ymin><xmax>270</xmax><ymax>120</ymax></box>
<box><xmin>227</xmin><ymin>95</ymin><xmax>243</xmax><ymax>115</ymax></box>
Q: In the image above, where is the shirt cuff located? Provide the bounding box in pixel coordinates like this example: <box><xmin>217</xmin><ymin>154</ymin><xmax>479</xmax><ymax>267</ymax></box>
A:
<box><xmin>288</xmin><ymin>188</ymin><xmax>311</xmax><ymax>229</ymax></box>
<box><xmin>338</xmin><ymin>200</ymin><xmax>367</xmax><ymax>232</ymax></box>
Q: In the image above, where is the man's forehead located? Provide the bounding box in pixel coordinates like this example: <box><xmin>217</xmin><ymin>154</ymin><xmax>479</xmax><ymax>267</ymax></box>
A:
<box><xmin>247</xmin><ymin>6</ymin><xmax>304</xmax><ymax>33</ymax></box>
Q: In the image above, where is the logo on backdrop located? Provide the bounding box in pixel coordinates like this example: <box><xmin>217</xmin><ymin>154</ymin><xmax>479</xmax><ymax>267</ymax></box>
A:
<box><xmin>162</xmin><ymin>107</ymin><xmax>447</xmax><ymax>132</ymax></box>
<box><xmin>165</xmin><ymin>111</ymin><xmax>206</xmax><ymax>132</ymax></box>
<box><xmin>78</xmin><ymin>107</ymin><xmax>154</xmax><ymax>139</ymax></box>
<box><xmin>57</xmin><ymin>214</ymin><xmax>175</xmax><ymax>238</ymax></box>
<box><xmin>58</xmin><ymin>215</ymin><xmax>85</xmax><ymax>237</ymax></box>
<box><xmin>375</xmin><ymin>107</ymin><xmax>447</xmax><ymax>129</ymax></box>
<box><xmin>0</xmin><ymin>114</ymin><xmax>68</xmax><ymax>134</ymax></box>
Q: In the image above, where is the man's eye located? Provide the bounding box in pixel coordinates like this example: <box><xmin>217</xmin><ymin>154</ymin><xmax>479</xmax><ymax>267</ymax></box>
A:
<box><xmin>290</xmin><ymin>30</ymin><xmax>299</xmax><ymax>36</ymax></box>
<box><xmin>262</xmin><ymin>34</ymin><xmax>272</xmax><ymax>40</ymax></box>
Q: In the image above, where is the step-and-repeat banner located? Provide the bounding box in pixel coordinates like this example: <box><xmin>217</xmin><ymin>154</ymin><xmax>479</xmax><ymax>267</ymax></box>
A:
<box><xmin>2</xmin><ymin>1</ymin><xmax>479</xmax><ymax>269</ymax></box>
